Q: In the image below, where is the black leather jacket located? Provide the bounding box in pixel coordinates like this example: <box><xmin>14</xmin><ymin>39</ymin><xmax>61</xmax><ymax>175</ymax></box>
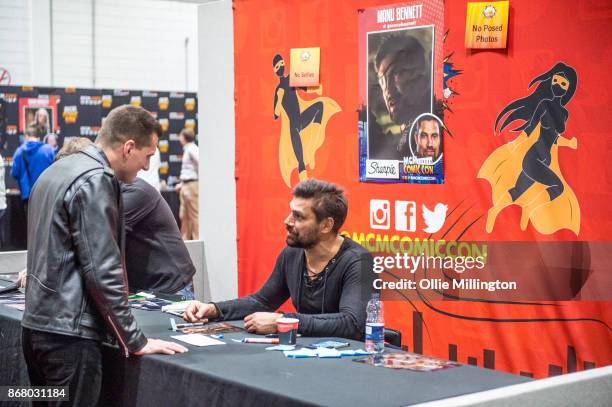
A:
<box><xmin>21</xmin><ymin>144</ymin><xmax>147</xmax><ymax>356</ymax></box>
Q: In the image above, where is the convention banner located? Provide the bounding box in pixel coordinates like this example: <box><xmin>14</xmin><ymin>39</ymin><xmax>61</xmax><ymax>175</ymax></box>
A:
<box><xmin>358</xmin><ymin>1</ymin><xmax>444</xmax><ymax>184</ymax></box>
<box><xmin>0</xmin><ymin>85</ymin><xmax>197</xmax><ymax>186</ymax></box>
<box><xmin>233</xmin><ymin>0</ymin><xmax>612</xmax><ymax>379</ymax></box>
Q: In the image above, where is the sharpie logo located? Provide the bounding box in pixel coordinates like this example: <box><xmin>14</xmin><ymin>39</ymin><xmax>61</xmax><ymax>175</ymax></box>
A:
<box><xmin>365</xmin><ymin>159</ymin><xmax>399</xmax><ymax>179</ymax></box>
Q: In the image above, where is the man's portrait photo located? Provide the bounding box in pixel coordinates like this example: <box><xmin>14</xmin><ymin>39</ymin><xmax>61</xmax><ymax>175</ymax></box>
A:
<box><xmin>367</xmin><ymin>27</ymin><xmax>433</xmax><ymax>161</ymax></box>
<box><xmin>409</xmin><ymin>113</ymin><xmax>443</xmax><ymax>163</ymax></box>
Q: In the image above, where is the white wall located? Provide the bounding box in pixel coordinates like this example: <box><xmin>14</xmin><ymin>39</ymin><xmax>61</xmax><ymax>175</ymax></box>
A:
<box><xmin>51</xmin><ymin>0</ymin><xmax>93</xmax><ymax>88</ymax></box>
<box><xmin>197</xmin><ymin>0</ymin><xmax>237</xmax><ymax>300</ymax></box>
<box><xmin>0</xmin><ymin>0</ymin><xmax>199</xmax><ymax>92</ymax></box>
<box><xmin>0</xmin><ymin>0</ymin><xmax>31</xmax><ymax>85</ymax></box>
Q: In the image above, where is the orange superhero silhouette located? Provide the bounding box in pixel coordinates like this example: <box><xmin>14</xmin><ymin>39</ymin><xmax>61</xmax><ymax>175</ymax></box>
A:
<box><xmin>272</xmin><ymin>54</ymin><xmax>341</xmax><ymax>187</ymax></box>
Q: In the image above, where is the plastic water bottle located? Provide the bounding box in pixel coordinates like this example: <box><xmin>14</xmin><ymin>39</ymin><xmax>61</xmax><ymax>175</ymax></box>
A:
<box><xmin>365</xmin><ymin>293</ymin><xmax>384</xmax><ymax>354</ymax></box>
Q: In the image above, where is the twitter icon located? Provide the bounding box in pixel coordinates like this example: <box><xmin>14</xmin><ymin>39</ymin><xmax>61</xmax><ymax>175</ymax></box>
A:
<box><xmin>422</xmin><ymin>203</ymin><xmax>448</xmax><ymax>233</ymax></box>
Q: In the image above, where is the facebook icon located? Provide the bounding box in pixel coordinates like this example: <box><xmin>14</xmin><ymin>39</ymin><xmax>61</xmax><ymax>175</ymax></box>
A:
<box><xmin>395</xmin><ymin>201</ymin><xmax>416</xmax><ymax>232</ymax></box>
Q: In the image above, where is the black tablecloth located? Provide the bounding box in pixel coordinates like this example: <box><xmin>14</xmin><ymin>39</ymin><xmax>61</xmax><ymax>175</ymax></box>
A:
<box><xmin>0</xmin><ymin>305</ymin><xmax>531</xmax><ymax>406</ymax></box>
<box><xmin>1</xmin><ymin>193</ymin><xmax>27</xmax><ymax>251</ymax></box>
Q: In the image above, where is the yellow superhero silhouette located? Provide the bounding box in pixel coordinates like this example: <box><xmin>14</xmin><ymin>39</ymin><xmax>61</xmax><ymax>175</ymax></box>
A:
<box><xmin>272</xmin><ymin>54</ymin><xmax>341</xmax><ymax>187</ymax></box>
<box><xmin>478</xmin><ymin>62</ymin><xmax>580</xmax><ymax>235</ymax></box>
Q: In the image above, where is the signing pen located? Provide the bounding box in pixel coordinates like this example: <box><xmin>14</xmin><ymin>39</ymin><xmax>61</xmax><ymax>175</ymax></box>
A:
<box><xmin>169</xmin><ymin>318</ymin><xmax>207</xmax><ymax>331</ymax></box>
<box><xmin>242</xmin><ymin>337</ymin><xmax>279</xmax><ymax>344</ymax></box>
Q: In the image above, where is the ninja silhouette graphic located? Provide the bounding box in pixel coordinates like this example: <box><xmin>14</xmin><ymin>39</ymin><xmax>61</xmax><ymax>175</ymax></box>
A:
<box><xmin>273</xmin><ymin>54</ymin><xmax>341</xmax><ymax>187</ymax></box>
<box><xmin>479</xmin><ymin>62</ymin><xmax>580</xmax><ymax>235</ymax></box>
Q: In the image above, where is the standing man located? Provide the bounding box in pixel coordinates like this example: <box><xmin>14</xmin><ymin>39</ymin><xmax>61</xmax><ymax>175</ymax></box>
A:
<box><xmin>22</xmin><ymin>105</ymin><xmax>187</xmax><ymax>406</ymax></box>
<box><xmin>177</xmin><ymin>128</ymin><xmax>199</xmax><ymax>240</ymax></box>
<box><xmin>10</xmin><ymin>124</ymin><xmax>55</xmax><ymax>209</ymax></box>
<box><xmin>184</xmin><ymin>179</ymin><xmax>374</xmax><ymax>340</ymax></box>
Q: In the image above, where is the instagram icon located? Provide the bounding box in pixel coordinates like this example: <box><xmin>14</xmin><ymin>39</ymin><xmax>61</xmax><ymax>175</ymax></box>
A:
<box><xmin>369</xmin><ymin>200</ymin><xmax>391</xmax><ymax>230</ymax></box>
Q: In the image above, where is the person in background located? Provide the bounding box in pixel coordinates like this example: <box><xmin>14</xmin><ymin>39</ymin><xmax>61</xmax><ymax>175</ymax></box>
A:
<box><xmin>54</xmin><ymin>137</ymin><xmax>95</xmax><ymax>161</ymax></box>
<box><xmin>184</xmin><ymin>179</ymin><xmax>374</xmax><ymax>340</ymax></box>
<box><xmin>22</xmin><ymin>105</ymin><xmax>187</xmax><ymax>406</ymax></box>
<box><xmin>43</xmin><ymin>132</ymin><xmax>59</xmax><ymax>153</ymax></box>
<box><xmin>10</xmin><ymin>125</ymin><xmax>55</xmax><ymax>210</ymax></box>
<box><xmin>176</xmin><ymin>128</ymin><xmax>199</xmax><ymax>240</ymax></box>
<box><xmin>137</xmin><ymin>147</ymin><xmax>161</xmax><ymax>191</ymax></box>
<box><xmin>123</xmin><ymin>176</ymin><xmax>196</xmax><ymax>299</ymax></box>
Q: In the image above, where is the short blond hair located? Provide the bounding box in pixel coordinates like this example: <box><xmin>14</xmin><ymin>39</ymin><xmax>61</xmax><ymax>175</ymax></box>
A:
<box><xmin>55</xmin><ymin>137</ymin><xmax>93</xmax><ymax>161</ymax></box>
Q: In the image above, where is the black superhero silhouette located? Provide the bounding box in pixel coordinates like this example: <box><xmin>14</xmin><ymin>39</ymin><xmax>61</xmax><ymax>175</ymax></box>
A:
<box><xmin>479</xmin><ymin>62</ymin><xmax>580</xmax><ymax>235</ymax></box>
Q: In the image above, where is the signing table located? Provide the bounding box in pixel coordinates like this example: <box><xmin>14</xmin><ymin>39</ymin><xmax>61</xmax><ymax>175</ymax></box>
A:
<box><xmin>0</xmin><ymin>304</ymin><xmax>531</xmax><ymax>407</ymax></box>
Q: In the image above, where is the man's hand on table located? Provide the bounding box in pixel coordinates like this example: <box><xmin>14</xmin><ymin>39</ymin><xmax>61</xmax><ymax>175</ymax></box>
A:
<box><xmin>183</xmin><ymin>301</ymin><xmax>219</xmax><ymax>323</ymax></box>
<box><xmin>244</xmin><ymin>312</ymin><xmax>283</xmax><ymax>334</ymax></box>
<box><xmin>134</xmin><ymin>338</ymin><xmax>188</xmax><ymax>356</ymax></box>
<box><xmin>183</xmin><ymin>303</ymin><xmax>284</xmax><ymax>334</ymax></box>
<box><xmin>17</xmin><ymin>269</ymin><xmax>27</xmax><ymax>288</ymax></box>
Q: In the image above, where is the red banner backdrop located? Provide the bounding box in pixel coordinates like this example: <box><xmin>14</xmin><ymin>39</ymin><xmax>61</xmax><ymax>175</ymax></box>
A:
<box><xmin>233</xmin><ymin>0</ymin><xmax>612</xmax><ymax>378</ymax></box>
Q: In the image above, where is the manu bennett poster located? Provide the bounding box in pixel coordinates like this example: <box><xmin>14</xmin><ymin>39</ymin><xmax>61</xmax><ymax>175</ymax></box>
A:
<box><xmin>359</xmin><ymin>1</ymin><xmax>445</xmax><ymax>184</ymax></box>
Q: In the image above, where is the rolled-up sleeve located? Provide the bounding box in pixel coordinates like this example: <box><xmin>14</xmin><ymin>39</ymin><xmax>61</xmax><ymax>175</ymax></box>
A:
<box><xmin>216</xmin><ymin>251</ymin><xmax>291</xmax><ymax>321</ymax></box>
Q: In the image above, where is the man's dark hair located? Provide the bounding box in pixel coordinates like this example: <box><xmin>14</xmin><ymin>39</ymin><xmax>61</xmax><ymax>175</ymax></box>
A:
<box><xmin>416</xmin><ymin>115</ymin><xmax>440</xmax><ymax>132</ymax></box>
<box><xmin>293</xmin><ymin>179</ymin><xmax>348</xmax><ymax>233</ymax></box>
<box><xmin>374</xmin><ymin>33</ymin><xmax>426</xmax><ymax>73</ymax></box>
<box><xmin>180</xmin><ymin>128</ymin><xmax>196</xmax><ymax>143</ymax></box>
<box><xmin>96</xmin><ymin>105</ymin><xmax>161</xmax><ymax>148</ymax></box>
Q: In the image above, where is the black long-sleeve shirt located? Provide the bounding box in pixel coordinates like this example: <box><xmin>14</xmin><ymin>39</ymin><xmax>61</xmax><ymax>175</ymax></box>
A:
<box><xmin>122</xmin><ymin>178</ymin><xmax>195</xmax><ymax>294</ymax></box>
<box><xmin>215</xmin><ymin>237</ymin><xmax>374</xmax><ymax>340</ymax></box>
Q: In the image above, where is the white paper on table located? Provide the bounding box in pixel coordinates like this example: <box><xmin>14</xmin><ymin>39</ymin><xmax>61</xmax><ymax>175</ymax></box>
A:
<box><xmin>171</xmin><ymin>334</ymin><xmax>225</xmax><ymax>347</ymax></box>
<box><xmin>161</xmin><ymin>300</ymin><xmax>195</xmax><ymax>313</ymax></box>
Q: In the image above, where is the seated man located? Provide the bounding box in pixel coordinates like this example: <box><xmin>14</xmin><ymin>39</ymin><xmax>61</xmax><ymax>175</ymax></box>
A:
<box><xmin>184</xmin><ymin>179</ymin><xmax>373</xmax><ymax>340</ymax></box>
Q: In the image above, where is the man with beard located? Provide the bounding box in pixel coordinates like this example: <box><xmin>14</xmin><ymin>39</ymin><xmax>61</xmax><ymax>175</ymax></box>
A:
<box><xmin>184</xmin><ymin>179</ymin><xmax>373</xmax><ymax>340</ymax></box>
<box><xmin>369</xmin><ymin>33</ymin><xmax>432</xmax><ymax>160</ymax></box>
<box><xmin>414</xmin><ymin>115</ymin><xmax>441</xmax><ymax>161</ymax></box>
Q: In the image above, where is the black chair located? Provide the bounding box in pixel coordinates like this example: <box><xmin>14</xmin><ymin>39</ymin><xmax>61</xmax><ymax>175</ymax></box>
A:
<box><xmin>384</xmin><ymin>327</ymin><xmax>402</xmax><ymax>348</ymax></box>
